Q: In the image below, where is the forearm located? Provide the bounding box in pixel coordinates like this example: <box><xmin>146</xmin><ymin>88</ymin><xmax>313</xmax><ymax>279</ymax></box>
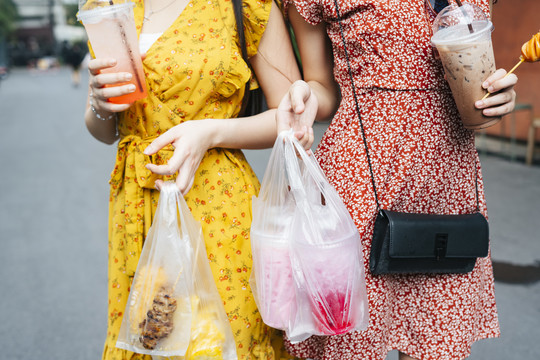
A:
<box><xmin>307</xmin><ymin>79</ymin><xmax>340</xmax><ymax>122</ymax></box>
<box><xmin>209</xmin><ymin>109</ymin><xmax>278</xmax><ymax>150</ymax></box>
<box><xmin>288</xmin><ymin>7</ymin><xmax>340</xmax><ymax>122</ymax></box>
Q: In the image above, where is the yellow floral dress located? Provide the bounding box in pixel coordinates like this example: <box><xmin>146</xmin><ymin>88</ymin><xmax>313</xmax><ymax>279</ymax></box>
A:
<box><xmin>101</xmin><ymin>1</ymin><xmax>294</xmax><ymax>359</ymax></box>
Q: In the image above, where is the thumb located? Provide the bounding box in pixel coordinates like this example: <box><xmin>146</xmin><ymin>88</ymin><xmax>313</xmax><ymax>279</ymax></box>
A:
<box><xmin>290</xmin><ymin>80</ymin><xmax>311</xmax><ymax>114</ymax></box>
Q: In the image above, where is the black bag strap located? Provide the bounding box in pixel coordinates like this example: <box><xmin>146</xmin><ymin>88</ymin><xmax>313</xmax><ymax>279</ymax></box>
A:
<box><xmin>331</xmin><ymin>0</ymin><xmax>480</xmax><ymax>212</ymax></box>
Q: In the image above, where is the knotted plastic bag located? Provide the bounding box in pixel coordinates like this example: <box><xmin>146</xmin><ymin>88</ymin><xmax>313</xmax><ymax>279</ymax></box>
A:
<box><xmin>251</xmin><ymin>130</ymin><xmax>369</xmax><ymax>343</ymax></box>
<box><xmin>116</xmin><ymin>182</ymin><xmax>237</xmax><ymax>360</ymax></box>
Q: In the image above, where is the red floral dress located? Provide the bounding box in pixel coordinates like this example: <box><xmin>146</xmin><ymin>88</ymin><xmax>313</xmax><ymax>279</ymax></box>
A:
<box><xmin>283</xmin><ymin>1</ymin><xmax>500</xmax><ymax>359</ymax></box>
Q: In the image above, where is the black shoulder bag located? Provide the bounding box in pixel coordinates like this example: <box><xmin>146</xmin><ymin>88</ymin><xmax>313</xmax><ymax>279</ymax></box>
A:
<box><xmin>332</xmin><ymin>0</ymin><xmax>489</xmax><ymax>275</ymax></box>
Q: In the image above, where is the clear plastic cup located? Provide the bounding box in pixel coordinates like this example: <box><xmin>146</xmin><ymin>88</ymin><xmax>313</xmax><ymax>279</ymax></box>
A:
<box><xmin>78</xmin><ymin>0</ymin><xmax>147</xmax><ymax>104</ymax></box>
<box><xmin>431</xmin><ymin>3</ymin><xmax>501</xmax><ymax>130</ymax></box>
<box><xmin>250</xmin><ymin>231</ymin><xmax>296</xmax><ymax>330</ymax></box>
<box><xmin>292</xmin><ymin>232</ymin><xmax>364</xmax><ymax>335</ymax></box>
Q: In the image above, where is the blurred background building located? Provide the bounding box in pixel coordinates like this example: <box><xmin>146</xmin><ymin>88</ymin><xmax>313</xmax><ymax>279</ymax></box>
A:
<box><xmin>1</xmin><ymin>0</ymin><xmax>86</xmax><ymax>69</ymax></box>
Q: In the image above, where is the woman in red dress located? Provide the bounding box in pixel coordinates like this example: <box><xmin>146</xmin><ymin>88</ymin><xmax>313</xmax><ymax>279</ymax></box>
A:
<box><xmin>276</xmin><ymin>0</ymin><xmax>517</xmax><ymax>359</ymax></box>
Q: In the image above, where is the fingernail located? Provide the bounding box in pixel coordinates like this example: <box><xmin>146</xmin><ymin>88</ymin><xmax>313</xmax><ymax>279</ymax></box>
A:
<box><xmin>125</xmin><ymin>73</ymin><xmax>132</xmax><ymax>81</ymax></box>
<box><xmin>487</xmin><ymin>86</ymin><xmax>494</xmax><ymax>93</ymax></box>
<box><xmin>128</xmin><ymin>85</ymin><xmax>136</xmax><ymax>92</ymax></box>
<box><xmin>109</xmin><ymin>59</ymin><xmax>116</xmax><ymax>66</ymax></box>
<box><xmin>475</xmin><ymin>100</ymin><xmax>484</xmax><ymax>108</ymax></box>
<box><xmin>143</xmin><ymin>146</ymin><xmax>152</xmax><ymax>155</ymax></box>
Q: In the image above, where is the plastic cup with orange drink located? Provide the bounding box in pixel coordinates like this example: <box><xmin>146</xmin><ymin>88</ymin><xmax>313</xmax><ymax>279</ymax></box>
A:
<box><xmin>77</xmin><ymin>0</ymin><xmax>147</xmax><ymax>104</ymax></box>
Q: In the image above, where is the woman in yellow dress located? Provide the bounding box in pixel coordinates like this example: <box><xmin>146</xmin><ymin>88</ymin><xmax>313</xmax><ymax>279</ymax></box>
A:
<box><xmin>84</xmin><ymin>0</ymin><xmax>313</xmax><ymax>359</ymax></box>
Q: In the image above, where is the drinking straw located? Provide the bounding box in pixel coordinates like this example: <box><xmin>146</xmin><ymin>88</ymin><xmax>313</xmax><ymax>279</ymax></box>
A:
<box><xmin>109</xmin><ymin>0</ymin><xmax>144</xmax><ymax>91</ymax></box>
<box><xmin>455</xmin><ymin>0</ymin><xmax>475</xmax><ymax>34</ymax></box>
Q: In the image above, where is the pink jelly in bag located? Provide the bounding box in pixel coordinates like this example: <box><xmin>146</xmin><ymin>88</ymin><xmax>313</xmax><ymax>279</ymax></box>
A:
<box><xmin>251</xmin><ymin>131</ymin><xmax>369</xmax><ymax>342</ymax></box>
<box><xmin>250</xmin><ymin>132</ymin><xmax>297</xmax><ymax>331</ymax></box>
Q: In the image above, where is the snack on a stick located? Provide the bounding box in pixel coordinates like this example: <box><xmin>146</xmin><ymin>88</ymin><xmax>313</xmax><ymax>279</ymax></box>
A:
<box><xmin>482</xmin><ymin>31</ymin><xmax>540</xmax><ymax>100</ymax></box>
<box><xmin>521</xmin><ymin>31</ymin><xmax>540</xmax><ymax>62</ymax></box>
<box><xmin>139</xmin><ymin>286</ymin><xmax>178</xmax><ymax>350</ymax></box>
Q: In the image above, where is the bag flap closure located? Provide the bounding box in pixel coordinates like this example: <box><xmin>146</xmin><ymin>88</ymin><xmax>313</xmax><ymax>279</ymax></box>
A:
<box><xmin>382</xmin><ymin>210</ymin><xmax>489</xmax><ymax>259</ymax></box>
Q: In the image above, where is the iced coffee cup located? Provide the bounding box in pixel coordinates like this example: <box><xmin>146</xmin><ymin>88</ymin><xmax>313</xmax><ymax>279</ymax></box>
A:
<box><xmin>78</xmin><ymin>0</ymin><xmax>147</xmax><ymax>104</ymax></box>
<box><xmin>431</xmin><ymin>3</ymin><xmax>501</xmax><ymax>130</ymax></box>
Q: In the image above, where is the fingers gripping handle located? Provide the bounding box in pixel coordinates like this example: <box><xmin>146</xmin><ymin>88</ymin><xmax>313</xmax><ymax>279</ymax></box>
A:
<box><xmin>280</xmin><ymin>130</ymin><xmax>327</xmax><ymax>196</ymax></box>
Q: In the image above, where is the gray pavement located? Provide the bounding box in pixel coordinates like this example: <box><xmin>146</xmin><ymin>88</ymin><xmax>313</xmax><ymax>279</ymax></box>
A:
<box><xmin>0</xmin><ymin>67</ymin><xmax>538</xmax><ymax>360</ymax></box>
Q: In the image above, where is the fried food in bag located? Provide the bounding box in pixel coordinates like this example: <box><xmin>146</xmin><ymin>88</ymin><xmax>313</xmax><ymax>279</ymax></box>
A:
<box><xmin>153</xmin><ymin>296</ymin><xmax>230</xmax><ymax>360</ymax></box>
<box><xmin>116</xmin><ymin>182</ymin><xmax>237</xmax><ymax>359</ymax></box>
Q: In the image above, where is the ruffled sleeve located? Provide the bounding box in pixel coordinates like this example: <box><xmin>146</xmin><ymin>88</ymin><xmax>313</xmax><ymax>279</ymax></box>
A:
<box><xmin>242</xmin><ymin>0</ymin><xmax>273</xmax><ymax>58</ymax></box>
<box><xmin>218</xmin><ymin>0</ymin><xmax>272</xmax><ymax>96</ymax></box>
<box><xmin>282</xmin><ymin>0</ymin><xmax>323</xmax><ymax>26</ymax></box>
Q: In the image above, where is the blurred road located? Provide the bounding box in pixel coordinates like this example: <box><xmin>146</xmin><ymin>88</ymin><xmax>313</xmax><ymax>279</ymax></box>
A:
<box><xmin>0</xmin><ymin>67</ymin><xmax>538</xmax><ymax>359</ymax></box>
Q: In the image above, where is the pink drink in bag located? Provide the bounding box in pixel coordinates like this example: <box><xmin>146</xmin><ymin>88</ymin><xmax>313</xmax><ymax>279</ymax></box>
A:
<box><xmin>292</xmin><ymin>229</ymin><xmax>363</xmax><ymax>335</ymax></box>
<box><xmin>250</xmin><ymin>133</ymin><xmax>297</xmax><ymax>331</ymax></box>
<box><xmin>284</xmin><ymin>132</ymin><xmax>369</xmax><ymax>338</ymax></box>
<box><xmin>250</xmin><ymin>230</ymin><xmax>296</xmax><ymax>330</ymax></box>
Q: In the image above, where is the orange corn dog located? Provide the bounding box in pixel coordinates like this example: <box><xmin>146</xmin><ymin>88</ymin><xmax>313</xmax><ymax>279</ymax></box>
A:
<box><xmin>521</xmin><ymin>31</ymin><xmax>540</xmax><ymax>62</ymax></box>
<box><xmin>482</xmin><ymin>31</ymin><xmax>539</xmax><ymax>100</ymax></box>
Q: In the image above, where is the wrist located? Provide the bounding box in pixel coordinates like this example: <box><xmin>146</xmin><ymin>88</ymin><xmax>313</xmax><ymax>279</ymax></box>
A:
<box><xmin>89</xmin><ymin>92</ymin><xmax>116</xmax><ymax>121</ymax></box>
<box><xmin>206</xmin><ymin>118</ymin><xmax>223</xmax><ymax>149</ymax></box>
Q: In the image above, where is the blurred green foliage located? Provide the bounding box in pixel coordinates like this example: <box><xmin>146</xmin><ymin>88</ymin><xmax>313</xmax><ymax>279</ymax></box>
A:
<box><xmin>0</xmin><ymin>0</ymin><xmax>18</xmax><ymax>36</ymax></box>
<box><xmin>64</xmin><ymin>4</ymin><xmax>83</xmax><ymax>27</ymax></box>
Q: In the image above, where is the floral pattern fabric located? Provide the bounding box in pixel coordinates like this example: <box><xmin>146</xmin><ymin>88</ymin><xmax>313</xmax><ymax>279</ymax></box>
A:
<box><xmin>102</xmin><ymin>1</ymin><xmax>293</xmax><ymax>360</ymax></box>
<box><xmin>282</xmin><ymin>1</ymin><xmax>500</xmax><ymax>359</ymax></box>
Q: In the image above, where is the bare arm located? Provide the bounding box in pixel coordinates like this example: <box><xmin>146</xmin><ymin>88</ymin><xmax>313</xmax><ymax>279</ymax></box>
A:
<box><xmin>275</xmin><ymin>5</ymin><xmax>339</xmax><ymax>142</ymax></box>
<box><xmin>288</xmin><ymin>6</ymin><xmax>339</xmax><ymax>122</ymax></box>
<box><xmin>144</xmin><ymin>1</ymin><xmax>303</xmax><ymax>193</ymax></box>
<box><xmin>204</xmin><ymin>0</ymin><xmax>304</xmax><ymax>150</ymax></box>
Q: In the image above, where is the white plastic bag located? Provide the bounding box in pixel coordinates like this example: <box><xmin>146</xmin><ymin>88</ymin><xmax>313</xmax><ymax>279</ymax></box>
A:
<box><xmin>251</xmin><ymin>130</ymin><xmax>369</xmax><ymax>342</ymax></box>
<box><xmin>116</xmin><ymin>182</ymin><xmax>237</xmax><ymax>360</ymax></box>
<box><xmin>250</xmin><ymin>132</ymin><xmax>297</xmax><ymax>331</ymax></box>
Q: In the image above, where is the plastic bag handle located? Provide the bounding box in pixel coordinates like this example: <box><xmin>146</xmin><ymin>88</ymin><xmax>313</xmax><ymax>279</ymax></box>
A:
<box><xmin>281</xmin><ymin>131</ymin><xmax>337</xmax><ymax>245</ymax></box>
<box><xmin>159</xmin><ymin>182</ymin><xmax>199</xmax><ymax>282</ymax></box>
<box><xmin>280</xmin><ymin>130</ymin><xmax>329</xmax><ymax>198</ymax></box>
<box><xmin>160</xmin><ymin>182</ymin><xmax>190</xmax><ymax>237</ymax></box>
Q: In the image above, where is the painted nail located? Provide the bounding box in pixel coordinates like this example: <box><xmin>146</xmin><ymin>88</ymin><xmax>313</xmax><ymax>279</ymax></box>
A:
<box><xmin>128</xmin><ymin>85</ymin><xmax>136</xmax><ymax>92</ymax></box>
<box><xmin>125</xmin><ymin>73</ymin><xmax>132</xmax><ymax>81</ymax></box>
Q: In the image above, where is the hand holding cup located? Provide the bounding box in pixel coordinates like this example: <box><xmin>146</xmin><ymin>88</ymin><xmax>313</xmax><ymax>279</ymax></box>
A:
<box><xmin>78</xmin><ymin>0</ymin><xmax>147</xmax><ymax>105</ymax></box>
<box><xmin>88</xmin><ymin>57</ymin><xmax>138</xmax><ymax>113</ymax></box>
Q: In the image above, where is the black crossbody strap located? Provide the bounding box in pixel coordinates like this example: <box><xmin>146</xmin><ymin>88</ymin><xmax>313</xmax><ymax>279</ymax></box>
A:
<box><xmin>331</xmin><ymin>0</ymin><xmax>480</xmax><ymax>212</ymax></box>
<box><xmin>332</xmin><ymin>0</ymin><xmax>381</xmax><ymax>211</ymax></box>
